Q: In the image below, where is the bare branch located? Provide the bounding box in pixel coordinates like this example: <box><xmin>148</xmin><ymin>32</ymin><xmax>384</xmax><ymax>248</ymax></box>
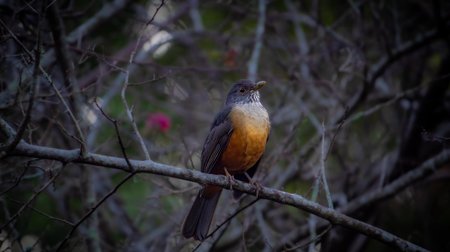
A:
<box><xmin>0</xmin><ymin>12</ymin><xmax>41</xmax><ymax>155</ymax></box>
<box><xmin>193</xmin><ymin>199</ymin><xmax>259</xmax><ymax>251</ymax></box>
<box><xmin>284</xmin><ymin>0</ymin><xmax>312</xmax><ymax>81</ymax></box>
<box><xmin>7</xmin><ymin>198</ymin><xmax>74</xmax><ymax>226</ymax></box>
<box><xmin>339</xmin><ymin>149</ymin><xmax>450</xmax><ymax>214</ymax></box>
<box><xmin>320</xmin><ymin>122</ymin><xmax>333</xmax><ymax>209</ymax></box>
<box><xmin>56</xmin><ymin>171</ymin><xmax>136</xmax><ymax>251</ymax></box>
<box><xmin>274</xmin><ymin>149</ymin><xmax>450</xmax><ymax>250</ymax></box>
<box><xmin>0</xmin><ymin>18</ymin><xmax>87</xmax><ymax>155</ymax></box>
<box><xmin>337</xmin><ymin>28</ymin><xmax>444</xmax><ymax>123</ymax></box>
<box><xmin>94</xmin><ymin>99</ymin><xmax>133</xmax><ymax>171</ymax></box>
<box><xmin>47</xmin><ymin>3</ymin><xmax>82</xmax><ymax>108</ymax></box>
<box><xmin>283</xmin><ymin>225</ymin><xmax>332</xmax><ymax>251</ymax></box>
<box><xmin>7</xmin><ymin>139</ymin><xmax>440</xmax><ymax>251</ymax></box>
<box><xmin>66</xmin><ymin>0</ymin><xmax>132</xmax><ymax>43</ymax></box>
<box><xmin>56</xmin><ymin>99</ymin><xmax>137</xmax><ymax>251</ymax></box>
<box><xmin>0</xmin><ymin>166</ymin><xmax>29</xmax><ymax>197</ymax></box>
<box><xmin>0</xmin><ymin>163</ymin><xmax>65</xmax><ymax>231</ymax></box>
<box><xmin>1</xmin><ymin>2</ymin><xmax>447</xmax><ymax>251</ymax></box>
<box><xmin>119</xmin><ymin>0</ymin><xmax>166</xmax><ymax>161</ymax></box>
<box><xmin>247</xmin><ymin>0</ymin><xmax>267</xmax><ymax>81</ymax></box>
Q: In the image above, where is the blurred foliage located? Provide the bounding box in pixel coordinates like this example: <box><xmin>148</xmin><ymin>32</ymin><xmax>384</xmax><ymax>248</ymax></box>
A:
<box><xmin>0</xmin><ymin>0</ymin><xmax>449</xmax><ymax>251</ymax></box>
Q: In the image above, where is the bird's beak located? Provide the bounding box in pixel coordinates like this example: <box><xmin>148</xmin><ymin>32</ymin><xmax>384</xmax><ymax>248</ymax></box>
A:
<box><xmin>254</xmin><ymin>81</ymin><xmax>267</xmax><ymax>90</ymax></box>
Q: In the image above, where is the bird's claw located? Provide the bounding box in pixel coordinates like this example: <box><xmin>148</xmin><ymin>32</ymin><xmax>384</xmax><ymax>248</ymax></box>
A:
<box><xmin>244</xmin><ymin>172</ymin><xmax>262</xmax><ymax>198</ymax></box>
<box><xmin>224</xmin><ymin>168</ymin><xmax>236</xmax><ymax>190</ymax></box>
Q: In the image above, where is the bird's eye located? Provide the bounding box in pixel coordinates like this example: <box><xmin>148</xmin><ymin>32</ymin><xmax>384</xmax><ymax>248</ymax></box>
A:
<box><xmin>239</xmin><ymin>88</ymin><xmax>245</xmax><ymax>93</ymax></box>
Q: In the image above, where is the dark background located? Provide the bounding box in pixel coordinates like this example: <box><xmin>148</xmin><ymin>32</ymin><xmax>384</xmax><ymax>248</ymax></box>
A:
<box><xmin>1</xmin><ymin>0</ymin><xmax>449</xmax><ymax>251</ymax></box>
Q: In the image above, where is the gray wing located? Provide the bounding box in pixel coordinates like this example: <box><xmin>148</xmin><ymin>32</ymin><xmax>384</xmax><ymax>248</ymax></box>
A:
<box><xmin>200</xmin><ymin>106</ymin><xmax>233</xmax><ymax>173</ymax></box>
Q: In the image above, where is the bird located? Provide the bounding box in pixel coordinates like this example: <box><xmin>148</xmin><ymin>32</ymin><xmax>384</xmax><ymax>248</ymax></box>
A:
<box><xmin>182</xmin><ymin>79</ymin><xmax>270</xmax><ymax>241</ymax></box>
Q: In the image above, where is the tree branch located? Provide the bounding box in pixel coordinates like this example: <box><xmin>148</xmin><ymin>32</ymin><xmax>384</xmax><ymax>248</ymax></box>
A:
<box><xmin>119</xmin><ymin>0</ymin><xmax>166</xmax><ymax>161</ymax></box>
<box><xmin>57</xmin><ymin>98</ymin><xmax>137</xmax><ymax>251</ymax></box>
<box><xmin>0</xmin><ymin>163</ymin><xmax>65</xmax><ymax>231</ymax></box>
<box><xmin>56</xmin><ymin>172</ymin><xmax>136</xmax><ymax>251</ymax></box>
<box><xmin>6</xmin><ymin>140</ymin><xmax>437</xmax><ymax>252</ymax></box>
<box><xmin>66</xmin><ymin>0</ymin><xmax>132</xmax><ymax>43</ymax></box>
<box><xmin>247</xmin><ymin>0</ymin><xmax>267</xmax><ymax>81</ymax></box>
<box><xmin>336</xmin><ymin>27</ymin><xmax>444</xmax><ymax>123</ymax></box>
<box><xmin>47</xmin><ymin>3</ymin><xmax>83</xmax><ymax>109</ymax></box>
<box><xmin>0</xmin><ymin>18</ymin><xmax>88</xmax><ymax>155</ymax></box>
<box><xmin>339</xmin><ymin>149</ymin><xmax>450</xmax><ymax>214</ymax></box>
<box><xmin>273</xmin><ymin>149</ymin><xmax>450</xmax><ymax>250</ymax></box>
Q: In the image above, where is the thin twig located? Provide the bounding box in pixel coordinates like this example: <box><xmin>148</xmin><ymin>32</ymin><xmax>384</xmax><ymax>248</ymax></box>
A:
<box><xmin>283</xmin><ymin>225</ymin><xmax>332</xmax><ymax>251</ymax></box>
<box><xmin>67</xmin><ymin>0</ymin><xmax>132</xmax><ymax>43</ymax></box>
<box><xmin>7</xmin><ymin>198</ymin><xmax>74</xmax><ymax>226</ymax></box>
<box><xmin>146</xmin><ymin>0</ymin><xmax>166</xmax><ymax>26</ymax></box>
<box><xmin>0</xmin><ymin>166</ymin><xmax>29</xmax><ymax>196</ymax></box>
<box><xmin>0</xmin><ymin>164</ymin><xmax>65</xmax><ymax>231</ymax></box>
<box><xmin>0</xmin><ymin>16</ymin><xmax>40</xmax><ymax>155</ymax></box>
<box><xmin>256</xmin><ymin>204</ymin><xmax>274</xmax><ymax>250</ymax></box>
<box><xmin>56</xmin><ymin>102</ymin><xmax>137</xmax><ymax>250</ymax></box>
<box><xmin>308</xmin><ymin>171</ymin><xmax>320</xmax><ymax>252</ymax></box>
<box><xmin>47</xmin><ymin>3</ymin><xmax>83</xmax><ymax>112</ymax></box>
<box><xmin>336</xmin><ymin>28</ymin><xmax>443</xmax><ymax>123</ymax></box>
<box><xmin>284</xmin><ymin>0</ymin><xmax>311</xmax><ymax>81</ymax></box>
<box><xmin>120</xmin><ymin>0</ymin><xmax>166</xmax><ymax>161</ymax></box>
<box><xmin>94</xmin><ymin>99</ymin><xmax>133</xmax><ymax>171</ymax></box>
<box><xmin>0</xmin><ymin>18</ymin><xmax>87</xmax><ymax>156</ymax></box>
<box><xmin>273</xmin><ymin>148</ymin><xmax>450</xmax><ymax>250</ymax></box>
<box><xmin>320</xmin><ymin>122</ymin><xmax>333</xmax><ymax>209</ymax></box>
<box><xmin>193</xmin><ymin>199</ymin><xmax>260</xmax><ymax>251</ymax></box>
<box><xmin>247</xmin><ymin>0</ymin><xmax>266</xmax><ymax>81</ymax></box>
<box><xmin>209</xmin><ymin>198</ymin><xmax>259</xmax><ymax>239</ymax></box>
<box><xmin>55</xmin><ymin>171</ymin><xmax>136</xmax><ymax>251</ymax></box>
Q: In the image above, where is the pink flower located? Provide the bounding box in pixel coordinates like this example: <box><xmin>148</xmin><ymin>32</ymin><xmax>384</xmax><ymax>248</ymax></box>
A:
<box><xmin>146</xmin><ymin>112</ymin><xmax>171</xmax><ymax>133</ymax></box>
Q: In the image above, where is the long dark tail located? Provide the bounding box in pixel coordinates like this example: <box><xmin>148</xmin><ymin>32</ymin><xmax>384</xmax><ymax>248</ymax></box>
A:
<box><xmin>182</xmin><ymin>188</ymin><xmax>222</xmax><ymax>241</ymax></box>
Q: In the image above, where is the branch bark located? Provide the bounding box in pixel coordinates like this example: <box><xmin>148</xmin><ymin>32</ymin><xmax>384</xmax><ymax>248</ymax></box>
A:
<box><xmin>273</xmin><ymin>149</ymin><xmax>450</xmax><ymax>250</ymax></box>
<box><xmin>6</xmin><ymin>140</ymin><xmax>437</xmax><ymax>252</ymax></box>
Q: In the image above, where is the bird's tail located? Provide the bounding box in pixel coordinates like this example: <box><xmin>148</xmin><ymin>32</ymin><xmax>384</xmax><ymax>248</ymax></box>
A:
<box><xmin>182</xmin><ymin>187</ymin><xmax>222</xmax><ymax>241</ymax></box>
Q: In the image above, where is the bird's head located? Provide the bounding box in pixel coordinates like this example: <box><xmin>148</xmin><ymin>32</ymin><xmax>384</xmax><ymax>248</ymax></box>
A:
<box><xmin>225</xmin><ymin>79</ymin><xmax>266</xmax><ymax>105</ymax></box>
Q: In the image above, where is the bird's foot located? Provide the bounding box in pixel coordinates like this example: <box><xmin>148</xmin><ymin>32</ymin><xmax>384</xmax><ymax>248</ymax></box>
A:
<box><xmin>244</xmin><ymin>172</ymin><xmax>262</xmax><ymax>198</ymax></box>
<box><xmin>224</xmin><ymin>168</ymin><xmax>236</xmax><ymax>190</ymax></box>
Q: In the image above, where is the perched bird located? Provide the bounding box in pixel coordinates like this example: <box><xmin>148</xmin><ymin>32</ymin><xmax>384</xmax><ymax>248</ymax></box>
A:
<box><xmin>182</xmin><ymin>79</ymin><xmax>270</xmax><ymax>241</ymax></box>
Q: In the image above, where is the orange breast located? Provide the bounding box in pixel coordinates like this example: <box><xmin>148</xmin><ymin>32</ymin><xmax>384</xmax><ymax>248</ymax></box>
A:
<box><xmin>219</xmin><ymin>104</ymin><xmax>270</xmax><ymax>174</ymax></box>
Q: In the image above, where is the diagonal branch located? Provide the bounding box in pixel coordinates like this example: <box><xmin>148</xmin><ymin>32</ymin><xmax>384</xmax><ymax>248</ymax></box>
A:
<box><xmin>193</xmin><ymin>199</ymin><xmax>260</xmax><ymax>251</ymax></box>
<box><xmin>0</xmin><ymin>163</ymin><xmax>65</xmax><ymax>231</ymax></box>
<box><xmin>7</xmin><ymin>139</ymin><xmax>444</xmax><ymax>251</ymax></box>
<box><xmin>336</xmin><ymin>27</ymin><xmax>445</xmax><ymax>123</ymax></box>
<box><xmin>273</xmin><ymin>148</ymin><xmax>450</xmax><ymax>250</ymax></box>
<box><xmin>55</xmin><ymin>171</ymin><xmax>136</xmax><ymax>251</ymax></box>
<box><xmin>66</xmin><ymin>0</ymin><xmax>132</xmax><ymax>43</ymax></box>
